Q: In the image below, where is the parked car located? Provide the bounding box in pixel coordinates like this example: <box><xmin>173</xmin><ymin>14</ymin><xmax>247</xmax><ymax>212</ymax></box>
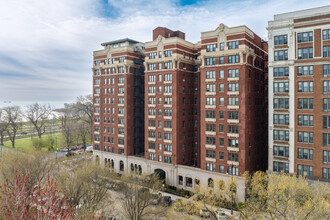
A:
<box><xmin>20</xmin><ymin>132</ymin><xmax>28</xmax><ymax>135</ymax></box>
<box><xmin>86</xmin><ymin>145</ymin><xmax>93</xmax><ymax>152</ymax></box>
<box><xmin>60</xmin><ymin>148</ymin><xmax>68</xmax><ymax>152</ymax></box>
<box><xmin>65</xmin><ymin>151</ymin><xmax>74</xmax><ymax>157</ymax></box>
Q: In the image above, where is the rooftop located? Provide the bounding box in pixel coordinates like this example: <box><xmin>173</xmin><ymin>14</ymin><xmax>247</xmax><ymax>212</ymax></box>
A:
<box><xmin>274</xmin><ymin>5</ymin><xmax>330</xmax><ymax>20</ymax></box>
<box><xmin>101</xmin><ymin>38</ymin><xmax>142</xmax><ymax>46</ymax></box>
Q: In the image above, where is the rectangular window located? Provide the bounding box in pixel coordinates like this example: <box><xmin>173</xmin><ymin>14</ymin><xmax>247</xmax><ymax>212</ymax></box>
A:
<box><xmin>274</xmin><ymin>35</ymin><xmax>288</xmax><ymax>45</ymax></box>
<box><xmin>206</xmin><ymin>44</ymin><xmax>216</xmax><ymax>52</ymax></box>
<box><xmin>273</xmin><ymin>82</ymin><xmax>289</xmax><ymax>93</ymax></box>
<box><xmin>164</xmin><ymin>50</ymin><xmax>172</xmax><ymax>57</ymax></box>
<box><xmin>298</xmin><ymin>66</ymin><xmax>313</xmax><ymax>76</ymax></box>
<box><xmin>228</xmin><ymin>83</ymin><xmax>239</xmax><ymax>92</ymax></box>
<box><xmin>206</xmin><ymin>57</ymin><xmax>216</xmax><ymax>66</ymax></box>
<box><xmin>206</xmin><ymin>97</ymin><xmax>216</xmax><ymax>105</ymax></box>
<box><xmin>219</xmin><ymin>111</ymin><xmax>224</xmax><ymax>119</ymax></box>
<box><xmin>298</xmin><ymin>115</ymin><xmax>314</xmax><ymax>127</ymax></box>
<box><xmin>219</xmin><ymin>97</ymin><xmax>224</xmax><ymax>106</ymax></box>
<box><xmin>148</xmin><ymin>142</ymin><xmax>156</xmax><ymax>149</ymax></box>
<box><xmin>273</xmin><ymin>114</ymin><xmax>289</xmax><ymax>125</ymax></box>
<box><xmin>206</xmin><ymin>71</ymin><xmax>216</xmax><ymax>79</ymax></box>
<box><xmin>297</xmin><ymin>164</ymin><xmax>313</xmax><ymax>177</ymax></box>
<box><xmin>297</xmin><ymin>31</ymin><xmax>313</xmax><ymax>43</ymax></box>
<box><xmin>274</xmin><ymin>67</ymin><xmax>289</xmax><ymax>77</ymax></box>
<box><xmin>228</xmin><ymin>153</ymin><xmax>239</xmax><ymax>162</ymax></box>
<box><xmin>206</xmin><ymin>163</ymin><xmax>216</xmax><ymax>172</ymax></box>
<box><xmin>148</xmin><ymin>63</ymin><xmax>156</xmax><ymax>70</ymax></box>
<box><xmin>322</xmin><ymin>168</ymin><xmax>330</xmax><ymax>180</ymax></box>
<box><xmin>228</xmin><ymin>111</ymin><xmax>239</xmax><ymax>120</ymax></box>
<box><xmin>164</xmin><ymin>109</ymin><xmax>172</xmax><ymax>116</ymax></box>
<box><xmin>206</xmin><ymin>150</ymin><xmax>216</xmax><ymax>158</ymax></box>
<box><xmin>298</xmin><ymin>98</ymin><xmax>313</xmax><ymax>110</ymax></box>
<box><xmin>219</xmin><ymin>84</ymin><xmax>224</xmax><ymax>92</ymax></box>
<box><xmin>164</xmin><ymin>74</ymin><xmax>172</xmax><ymax>81</ymax></box>
<box><xmin>298</xmin><ymin>81</ymin><xmax>313</xmax><ymax>93</ymax></box>
<box><xmin>298</xmin><ymin>148</ymin><xmax>313</xmax><ymax>160</ymax></box>
<box><xmin>206</xmin><ymin>84</ymin><xmax>216</xmax><ymax>92</ymax></box>
<box><xmin>274</xmin><ymin>98</ymin><xmax>289</xmax><ymax>109</ymax></box>
<box><xmin>323</xmin><ymin>46</ymin><xmax>330</xmax><ymax>57</ymax></box>
<box><xmin>149</xmin><ymin>52</ymin><xmax>156</xmax><ymax>59</ymax></box>
<box><xmin>228</xmin><ymin>55</ymin><xmax>239</xmax><ymax>63</ymax></box>
<box><xmin>273</xmin><ymin>145</ymin><xmax>289</xmax><ymax>157</ymax></box>
<box><xmin>323</xmin><ymin>29</ymin><xmax>330</xmax><ymax>40</ymax></box>
<box><xmin>206</xmin><ymin>111</ymin><xmax>215</xmax><ymax>118</ymax></box>
<box><xmin>227</xmin><ymin>167</ymin><xmax>239</xmax><ymax>176</ymax></box>
<box><xmin>206</xmin><ymin>124</ymin><xmax>216</xmax><ymax>132</ymax></box>
<box><xmin>206</xmin><ymin>137</ymin><xmax>216</xmax><ymax>145</ymax></box>
<box><xmin>274</xmin><ymin>50</ymin><xmax>288</xmax><ymax>61</ymax></box>
<box><xmin>323</xmin><ymin>116</ymin><xmax>330</xmax><ymax>129</ymax></box>
<box><xmin>119</xmin><ymin>56</ymin><xmax>125</xmax><ymax>63</ymax></box>
<box><xmin>164</xmin><ymin>156</ymin><xmax>172</xmax><ymax>164</ymax></box>
<box><xmin>148</xmin><ymin>75</ymin><xmax>156</xmax><ymax>82</ymax></box>
<box><xmin>228</xmin><ymin>97</ymin><xmax>239</xmax><ymax>106</ymax></box>
<box><xmin>219</xmin><ymin>56</ymin><xmax>224</xmax><ymax>64</ymax></box>
<box><xmin>273</xmin><ymin>130</ymin><xmax>289</xmax><ymax>141</ymax></box>
<box><xmin>164</xmin><ymin>61</ymin><xmax>172</xmax><ymax>69</ymax></box>
<box><xmin>228</xmin><ymin>40</ymin><xmax>239</xmax><ymax>49</ymax></box>
<box><xmin>323</xmin><ymin>151</ymin><xmax>330</xmax><ymax>164</ymax></box>
<box><xmin>228</xmin><ymin>139</ymin><xmax>239</xmax><ymax>148</ymax></box>
<box><xmin>228</xmin><ymin>125</ymin><xmax>238</xmax><ymax>134</ymax></box>
<box><xmin>164</xmin><ymin>144</ymin><xmax>172</xmax><ymax>152</ymax></box>
<box><xmin>273</xmin><ymin>161</ymin><xmax>289</xmax><ymax>173</ymax></box>
<box><xmin>297</xmin><ymin>131</ymin><xmax>314</xmax><ymax>143</ymax></box>
<box><xmin>220</xmin><ymin>42</ymin><xmax>224</xmax><ymax>51</ymax></box>
<box><xmin>164</xmin><ymin>133</ymin><xmax>172</xmax><ymax>140</ymax></box>
<box><xmin>297</xmin><ymin>47</ymin><xmax>313</xmax><ymax>59</ymax></box>
<box><xmin>219</xmin><ymin>152</ymin><xmax>224</xmax><ymax>160</ymax></box>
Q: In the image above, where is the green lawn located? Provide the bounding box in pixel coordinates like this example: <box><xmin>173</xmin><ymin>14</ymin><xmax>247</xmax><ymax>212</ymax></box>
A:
<box><xmin>4</xmin><ymin>133</ymin><xmax>92</xmax><ymax>153</ymax></box>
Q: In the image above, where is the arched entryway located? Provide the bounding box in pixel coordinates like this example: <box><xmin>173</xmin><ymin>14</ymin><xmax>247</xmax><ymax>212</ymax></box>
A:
<box><xmin>154</xmin><ymin>168</ymin><xmax>166</xmax><ymax>180</ymax></box>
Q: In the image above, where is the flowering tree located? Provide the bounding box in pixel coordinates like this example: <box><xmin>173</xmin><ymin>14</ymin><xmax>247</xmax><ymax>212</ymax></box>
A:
<box><xmin>0</xmin><ymin>173</ymin><xmax>75</xmax><ymax>220</ymax></box>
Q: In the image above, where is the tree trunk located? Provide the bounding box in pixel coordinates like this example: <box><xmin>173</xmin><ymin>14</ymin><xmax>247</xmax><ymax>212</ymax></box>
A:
<box><xmin>0</xmin><ymin>132</ymin><xmax>4</xmax><ymax>145</ymax></box>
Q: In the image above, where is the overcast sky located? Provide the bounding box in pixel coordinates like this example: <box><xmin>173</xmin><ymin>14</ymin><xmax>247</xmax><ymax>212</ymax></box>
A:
<box><xmin>0</xmin><ymin>0</ymin><xmax>328</xmax><ymax>103</ymax></box>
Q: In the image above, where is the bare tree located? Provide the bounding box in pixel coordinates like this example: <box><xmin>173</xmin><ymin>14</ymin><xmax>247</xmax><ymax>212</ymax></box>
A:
<box><xmin>120</xmin><ymin>173</ymin><xmax>164</xmax><ymax>220</ymax></box>
<box><xmin>60</xmin><ymin>104</ymin><xmax>76</xmax><ymax>152</ymax></box>
<box><xmin>25</xmin><ymin>103</ymin><xmax>52</xmax><ymax>138</ymax></box>
<box><xmin>0</xmin><ymin>109</ymin><xmax>9</xmax><ymax>145</ymax></box>
<box><xmin>3</xmin><ymin>106</ymin><xmax>22</xmax><ymax>148</ymax></box>
<box><xmin>77</xmin><ymin>120</ymin><xmax>90</xmax><ymax>151</ymax></box>
<box><xmin>73</xmin><ymin>95</ymin><xmax>93</xmax><ymax>140</ymax></box>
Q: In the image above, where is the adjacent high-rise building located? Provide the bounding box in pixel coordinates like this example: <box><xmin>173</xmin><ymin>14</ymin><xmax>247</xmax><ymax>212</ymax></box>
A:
<box><xmin>144</xmin><ymin>27</ymin><xmax>200</xmax><ymax>167</ymax></box>
<box><xmin>200</xmin><ymin>24</ymin><xmax>268</xmax><ymax>176</ymax></box>
<box><xmin>92</xmin><ymin>39</ymin><xmax>145</xmax><ymax>162</ymax></box>
<box><xmin>268</xmin><ymin>6</ymin><xmax>330</xmax><ymax>180</ymax></box>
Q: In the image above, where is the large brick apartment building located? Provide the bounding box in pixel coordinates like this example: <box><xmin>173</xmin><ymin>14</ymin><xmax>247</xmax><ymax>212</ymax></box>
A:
<box><xmin>268</xmin><ymin>5</ymin><xmax>330</xmax><ymax>180</ymax></box>
<box><xmin>92</xmin><ymin>23</ymin><xmax>268</xmax><ymax>198</ymax></box>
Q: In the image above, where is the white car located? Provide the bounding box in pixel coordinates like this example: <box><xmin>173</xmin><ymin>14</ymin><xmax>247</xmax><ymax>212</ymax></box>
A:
<box><xmin>86</xmin><ymin>145</ymin><xmax>93</xmax><ymax>152</ymax></box>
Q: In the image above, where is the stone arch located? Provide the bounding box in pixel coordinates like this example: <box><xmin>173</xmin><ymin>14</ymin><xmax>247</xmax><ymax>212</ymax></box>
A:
<box><xmin>154</xmin><ymin>168</ymin><xmax>166</xmax><ymax>180</ymax></box>
<box><xmin>208</xmin><ymin>178</ymin><xmax>214</xmax><ymax>188</ymax></box>
<box><xmin>119</xmin><ymin>160</ymin><xmax>124</xmax><ymax>171</ymax></box>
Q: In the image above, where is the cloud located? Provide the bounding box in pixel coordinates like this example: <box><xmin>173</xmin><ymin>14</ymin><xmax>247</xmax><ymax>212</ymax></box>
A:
<box><xmin>0</xmin><ymin>0</ymin><xmax>328</xmax><ymax>102</ymax></box>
